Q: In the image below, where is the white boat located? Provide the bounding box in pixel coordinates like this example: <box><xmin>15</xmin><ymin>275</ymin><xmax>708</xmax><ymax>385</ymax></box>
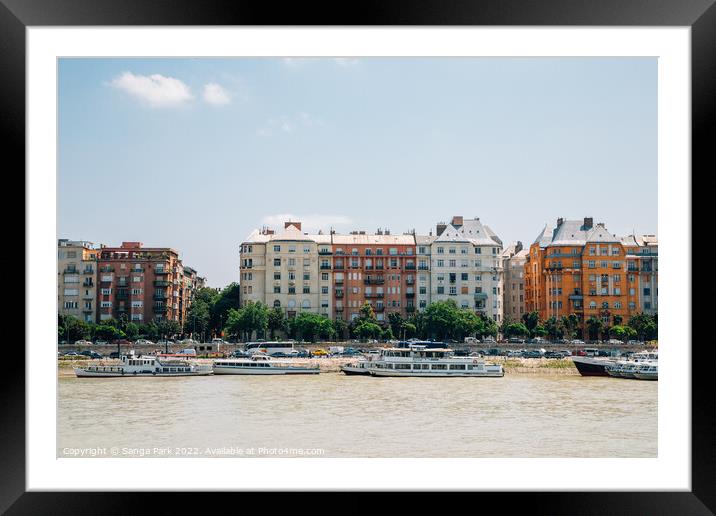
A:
<box><xmin>634</xmin><ymin>362</ymin><xmax>658</xmax><ymax>380</ymax></box>
<box><xmin>368</xmin><ymin>344</ymin><xmax>504</xmax><ymax>377</ymax></box>
<box><xmin>605</xmin><ymin>350</ymin><xmax>658</xmax><ymax>380</ymax></box>
<box><xmin>74</xmin><ymin>352</ymin><xmax>213</xmax><ymax>377</ymax></box>
<box><xmin>212</xmin><ymin>355</ymin><xmax>320</xmax><ymax>375</ymax></box>
<box><xmin>340</xmin><ymin>356</ymin><xmax>378</xmax><ymax>375</ymax></box>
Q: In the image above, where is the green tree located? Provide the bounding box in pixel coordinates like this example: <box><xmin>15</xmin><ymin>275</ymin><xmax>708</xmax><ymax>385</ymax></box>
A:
<box><xmin>267</xmin><ymin>307</ymin><xmax>288</xmax><ymax>339</ymax></box>
<box><xmin>332</xmin><ymin>318</ymin><xmax>348</xmax><ymax>341</ymax></box>
<box><xmin>560</xmin><ymin>314</ymin><xmax>580</xmax><ymax>341</ymax></box>
<box><xmin>544</xmin><ymin>316</ymin><xmax>562</xmax><ymax>340</ymax></box>
<box><xmin>586</xmin><ymin>316</ymin><xmax>604</xmax><ymax>341</ymax></box>
<box><xmin>359</xmin><ymin>302</ymin><xmax>376</xmax><ymax>321</ymax></box>
<box><xmin>210</xmin><ymin>283</ymin><xmax>240</xmax><ymax>335</ymax></box>
<box><xmin>503</xmin><ymin>322</ymin><xmax>530</xmax><ymax>338</ymax></box>
<box><xmin>522</xmin><ymin>311</ymin><xmax>541</xmax><ymax>337</ymax></box>
<box><xmin>352</xmin><ymin>320</ymin><xmax>382</xmax><ymax>340</ymax></box>
<box><xmin>290</xmin><ymin>312</ymin><xmax>333</xmax><ymax>342</ymax></box>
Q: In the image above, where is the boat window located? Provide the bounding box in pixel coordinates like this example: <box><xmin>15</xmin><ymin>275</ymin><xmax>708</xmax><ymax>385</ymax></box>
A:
<box><xmin>450</xmin><ymin>364</ymin><xmax>466</xmax><ymax>370</ymax></box>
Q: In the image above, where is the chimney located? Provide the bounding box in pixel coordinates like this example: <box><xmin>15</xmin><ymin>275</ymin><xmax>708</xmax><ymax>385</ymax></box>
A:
<box><xmin>385</xmin><ymin>229</ymin><xmax>390</xmax><ymax>235</ymax></box>
<box><xmin>583</xmin><ymin>217</ymin><xmax>593</xmax><ymax>230</ymax></box>
<box><xmin>285</xmin><ymin>221</ymin><xmax>302</xmax><ymax>231</ymax></box>
<box><xmin>436</xmin><ymin>223</ymin><xmax>447</xmax><ymax>236</ymax></box>
<box><xmin>515</xmin><ymin>241</ymin><xmax>523</xmax><ymax>253</ymax></box>
<box><xmin>556</xmin><ymin>218</ymin><xmax>564</xmax><ymax>227</ymax></box>
<box><xmin>451</xmin><ymin>215</ymin><xmax>464</xmax><ymax>227</ymax></box>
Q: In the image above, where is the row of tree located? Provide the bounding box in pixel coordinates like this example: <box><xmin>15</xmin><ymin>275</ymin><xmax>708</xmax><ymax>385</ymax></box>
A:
<box><xmin>219</xmin><ymin>299</ymin><xmax>500</xmax><ymax>343</ymax></box>
<box><xmin>502</xmin><ymin>311</ymin><xmax>658</xmax><ymax>342</ymax></box>
<box><xmin>59</xmin><ymin>314</ymin><xmax>182</xmax><ymax>343</ymax></box>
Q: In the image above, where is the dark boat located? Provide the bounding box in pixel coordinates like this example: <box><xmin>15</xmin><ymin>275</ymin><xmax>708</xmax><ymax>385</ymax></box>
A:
<box><xmin>571</xmin><ymin>356</ymin><xmax>616</xmax><ymax>377</ymax></box>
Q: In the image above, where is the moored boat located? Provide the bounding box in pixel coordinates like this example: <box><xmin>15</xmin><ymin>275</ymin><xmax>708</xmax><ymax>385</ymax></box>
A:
<box><xmin>571</xmin><ymin>356</ymin><xmax>616</xmax><ymax>377</ymax></box>
<box><xmin>368</xmin><ymin>344</ymin><xmax>504</xmax><ymax>377</ymax></box>
<box><xmin>212</xmin><ymin>355</ymin><xmax>320</xmax><ymax>375</ymax></box>
<box><xmin>74</xmin><ymin>352</ymin><xmax>213</xmax><ymax>377</ymax></box>
<box><xmin>633</xmin><ymin>362</ymin><xmax>658</xmax><ymax>380</ymax></box>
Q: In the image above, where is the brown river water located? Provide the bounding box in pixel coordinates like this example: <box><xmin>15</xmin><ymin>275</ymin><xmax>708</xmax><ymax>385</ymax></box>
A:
<box><xmin>58</xmin><ymin>373</ymin><xmax>657</xmax><ymax>458</ymax></box>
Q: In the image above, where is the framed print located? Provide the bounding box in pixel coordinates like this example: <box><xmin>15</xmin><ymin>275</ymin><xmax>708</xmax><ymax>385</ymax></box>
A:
<box><xmin>3</xmin><ymin>0</ymin><xmax>712</xmax><ymax>512</ymax></box>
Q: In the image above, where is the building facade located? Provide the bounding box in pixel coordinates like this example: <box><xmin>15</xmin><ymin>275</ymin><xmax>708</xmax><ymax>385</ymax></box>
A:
<box><xmin>57</xmin><ymin>240</ymin><xmax>100</xmax><ymax>323</ymax></box>
<box><xmin>423</xmin><ymin>216</ymin><xmax>504</xmax><ymax>322</ymax></box>
<box><xmin>97</xmin><ymin>242</ymin><xmax>184</xmax><ymax>325</ymax></box>
<box><xmin>524</xmin><ymin>217</ymin><xmax>658</xmax><ymax>336</ymax></box>
<box><xmin>501</xmin><ymin>241</ymin><xmax>528</xmax><ymax>322</ymax></box>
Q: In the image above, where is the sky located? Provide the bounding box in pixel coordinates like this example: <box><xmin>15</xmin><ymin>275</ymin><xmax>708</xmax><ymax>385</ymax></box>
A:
<box><xmin>58</xmin><ymin>57</ymin><xmax>657</xmax><ymax>287</ymax></box>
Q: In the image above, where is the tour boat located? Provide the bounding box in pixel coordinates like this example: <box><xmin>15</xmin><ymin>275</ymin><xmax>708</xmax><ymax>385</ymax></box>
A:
<box><xmin>605</xmin><ymin>350</ymin><xmax>658</xmax><ymax>380</ymax></box>
<box><xmin>74</xmin><ymin>352</ymin><xmax>213</xmax><ymax>377</ymax></box>
<box><xmin>633</xmin><ymin>362</ymin><xmax>658</xmax><ymax>381</ymax></box>
<box><xmin>212</xmin><ymin>355</ymin><xmax>320</xmax><ymax>375</ymax></box>
<box><xmin>340</xmin><ymin>358</ymin><xmax>376</xmax><ymax>375</ymax></box>
<box><xmin>367</xmin><ymin>344</ymin><xmax>504</xmax><ymax>377</ymax></box>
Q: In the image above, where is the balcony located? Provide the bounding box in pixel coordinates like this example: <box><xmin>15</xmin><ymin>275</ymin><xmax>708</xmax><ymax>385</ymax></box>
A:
<box><xmin>63</xmin><ymin>269</ymin><xmax>79</xmax><ymax>275</ymax></box>
<box><xmin>82</xmin><ymin>281</ymin><xmax>94</xmax><ymax>287</ymax></box>
<box><xmin>335</xmin><ymin>292</ymin><xmax>344</xmax><ymax>298</ymax></box>
<box><xmin>569</xmin><ymin>294</ymin><xmax>584</xmax><ymax>300</ymax></box>
<box><xmin>335</xmin><ymin>306</ymin><xmax>344</xmax><ymax>312</ymax></box>
<box><xmin>320</xmin><ymin>264</ymin><xmax>331</xmax><ymax>270</ymax></box>
<box><xmin>333</xmin><ymin>263</ymin><xmax>345</xmax><ymax>270</ymax></box>
<box><xmin>153</xmin><ymin>294</ymin><xmax>168</xmax><ymax>300</ymax></box>
<box><xmin>82</xmin><ymin>269</ymin><xmax>95</xmax><ymax>275</ymax></box>
<box><xmin>405</xmin><ymin>264</ymin><xmax>416</xmax><ymax>270</ymax></box>
<box><xmin>474</xmin><ymin>292</ymin><xmax>488</xmax><ymax>300</ymax></box>
<box><xmin>318</xmin><ymin>250</ymin><xmax>332</xmax><ymax>255</ymax></box>
<box><xmin>374</xmin><ymin>305</ymin><xmax>385</xmax><ymax>312</ymax></box>
<box><xmin>154</xmin><ymin>280</ymin><xmax>171</xmax><ymax>287</ymax></box>
<box><xmin>365</xmin><ymin>293</ymin><xmax>384</xmax><ymax>299</ymax></box>
<box><xmin>334</xmin><ymin>279</ymin><xmax>344</xmax><ymax>285</ymax></box>
<box><xmin>364</xmin><ymin>266</ymin><xmax>374</xmax><ymax>270</ymax></box>
<box><xmin>153</xmin><ymin>305</ymin><xmax>166</xmax><ymax>313</ymax></box>
<box><xmin>154</xmin><ymin>269</ymin><xmax>170</xmax><ymax>275</ymax></box>
<box><xmin>131</xmin><ymin>268</ymin><xmax>145</xmax><ymax>273</ymax></box>
<box><xmin>406</xmin><ymin>306</ymin><xmax>416</xmax><ymax>313</ymax></box>
<box><xmin>406</xmin><ymin>292</ymin><xmax>415</xmax><ymax>298</ymax></box>
<box><xmin>375</xmin><ymin>265</ymin><xmax>384</xmax><ymax>270</ymax></box>
<box><xmin>364</xmin><ymin>277</ymin><xmax>385</xmax><ymax>285</ymax></box>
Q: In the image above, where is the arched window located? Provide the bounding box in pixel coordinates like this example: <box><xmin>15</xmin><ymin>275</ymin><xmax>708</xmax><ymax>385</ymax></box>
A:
<box><xmin>302</xmin><ymin>299</ymin><xmax>311</xmax><ymax>309</ymax></box>
<box><xmin>287</xmin><ymin>299</ymin><xmax>296</xmax><ymax>309</ymax></box>
<box><xmin>273</xmin><ymin>300</ymin><xmax>281</xmax><ymax>308</ymax></box>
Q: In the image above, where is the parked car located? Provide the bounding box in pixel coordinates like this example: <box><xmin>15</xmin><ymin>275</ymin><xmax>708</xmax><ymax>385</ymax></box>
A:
<box><xmin>109</xmin><ymin>351</ymin><xmax>120</xmax><ymax>359</ymax></box>
<box><xmin>94</xmin><ymin>340</ymin><xmax>108</xmax><ymax>345</ymax></box>
<box><xmin>80</xmin><ymin>350</ymin><xmax>103</xmax><ymax>359</ymax></box>
<box><xmin>574</xmin><ymin>349</ymin><xmax>587</xmax><ymax>356</ymax></box>
<box><xmin>544</xmin><ymin>351</ymin><xmax>563</xmax><ymax>359</ymax></box>
<box><xmin>74</xmin><ymin>339</ymin><xmax>92</xmax><ymax>346</ymax></box>
<box><xmin>312</xmin><ymin>348</ymin><xmax>328</xmax><ymax>356</ymax></box>
<box><xmin>559</xmin><ymin>349</ymin><xmax>572</xmax><ymax>356</ymax></box>
<box><xmin>135</xmin><ymin>339</ymin><xmax>155</xmax><ymax>345</ymax></box>
<box><xmin>63</xmin><ymin>351</ymin><xmax>80</xmax><ymax>357</ymax></box>
<box><xmin>112</xmin><ymin>339</ymin><xmax>132</xmax><ymax>346</ymax></box>
<box><xmin>232</xmin><ymin>350</ymin><xmax>249</xmax><ymax>358</ymax></box>
<box><xmin>507</xmin><ymin>337</ymin><xmax>525</xmax><ymax>344</ymax></box>
<box><xmin>571</xmin><ymin>339</ymin><xmax>585</xmax><ymax>345</ymax></box>
<box><xmin>295</xmin><ymin>349</ymin><xmax>310</xmax><ymax>358</ymax></box>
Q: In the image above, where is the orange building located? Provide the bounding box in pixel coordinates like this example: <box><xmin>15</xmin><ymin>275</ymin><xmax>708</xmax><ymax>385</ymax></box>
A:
<box><xmin>524</xmin><ymin>218</ymin><xmax>657</xmax><ymax>338</ymax></box>
<box><xmin>331</xmin><ymin>231</ymin><xmax>416</xmax><ymax>322</ymax></box>
<box><xmin>97</xmin><ymin>242</ymin><xmax>184</xmax><ymax>326</ymax></box>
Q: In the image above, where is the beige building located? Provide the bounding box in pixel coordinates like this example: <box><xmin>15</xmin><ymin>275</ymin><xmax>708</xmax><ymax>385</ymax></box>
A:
<box><xmin>501</xmin><ymin>241</ymin><xmax>528</xmax><ymax>322</ymax></box>
<box><xmin>58</xmin><ymin>239</ymin><xmax>100</xmax><ymax>323</ymax></box>
<box><xmin>240</xmin><ymin>222</ymin><xmax>331</xmax><ymax>318</ymax></box>
<box><xmin>423</xmin><ymin>216</ymin><xmax>504</xmax><ymax>322</ymax></box>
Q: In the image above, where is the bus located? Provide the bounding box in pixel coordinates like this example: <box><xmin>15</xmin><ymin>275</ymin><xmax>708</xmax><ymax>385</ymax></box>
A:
<box><xmin>245</xmin><ymin>341</ymin><xmax>297</xmax><ymax>356</ymax></box>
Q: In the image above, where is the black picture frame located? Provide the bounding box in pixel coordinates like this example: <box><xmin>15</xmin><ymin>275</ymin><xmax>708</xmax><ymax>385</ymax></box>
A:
<box><xmin>2</xmin><ymin>0</ymin><xmax>710</xmax><ymax>512</ymax></box>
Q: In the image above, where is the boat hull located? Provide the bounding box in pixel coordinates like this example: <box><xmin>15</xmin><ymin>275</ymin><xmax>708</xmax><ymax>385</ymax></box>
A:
<box><xmin>74</xmin><ymin>368</ymin><xmax>212</xmax><ymax>378</ymax></box>
<box><xmin>369</xmin><ymin>369</ymin><xmax>504</xmax><ymax>378</ymax></box>
<box><xmin>634</xmin><ymin>372</ymin><xmax>658</xmax><ymax>380</ymax></box>
<box><xmin>571</xmin><ymin>357</ymin><xmax>614</xmax><ymax>377</ymax></box>
<box><xmin>212</xmin><ymin>366</ymin><xmax>319</xmax><ymax>375</ymax></box>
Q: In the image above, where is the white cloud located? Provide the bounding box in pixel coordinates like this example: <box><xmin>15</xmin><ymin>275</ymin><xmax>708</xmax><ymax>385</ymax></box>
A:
<box><xmin>262</xmin><ymin>214</ymin><xmax>353</xmax><ymax>232</ymax></box>
<box><xmin>110</xmin><ymin>72</ymin><xmax>193</xmax><ymax>107</ymax></box>
<box><xmin>202</xmin><ymin>83</ymin><xmax>231</xmax><ymax>105</ymax></box>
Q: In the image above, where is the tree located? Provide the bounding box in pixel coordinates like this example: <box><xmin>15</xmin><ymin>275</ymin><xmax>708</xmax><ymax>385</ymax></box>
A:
<box><xmin>290</xmin><ymin>312</ymin><xmax>333</xmax><ymax>342</ymax></box>
<box><xmin>522</xmin><ymin>311</ymin><xmax>541</xmax><ymax>337</ymax></box>
<box><xmin>332</xmin><ymin>318</ymin><xmax>348</xmax><ymax>341</ymax></box>
<box><xmin>628</xmin><ymin>313</ymin><xmax>658</xmax><ymax>341</ymax></box>
<box><xmin>359</xmin><ymin>302</ymin><xmax>376</xmax><ymax>321</ymax></box>
<box><xmin>560</xmin><ymin>314</ymin><xmax>580</xmax><ymax>341</ymax></box>
<box><xmin>267</xmin><ymin>307</ymin><xmax>288</xmax><ymax>339</ymax></box>
<box><xmin>586</xmin><ymin>316</ymin><xmax>604</xmax><ymax>341</ymax></box>
<box><xmin>503</xmin><ymin>322</ymin><xmax>529</xmax><ymax>338</ymax></box>
<box><xmin>93</xmin><ymin>324</ymin><xmax>125</xmax><ymax>342</ymax></box>
<box><xmin>210</xmin><ymin>283</ymin><xmax>240</xmax><ymax>335</ymax></box>
<box><xmin>59</xmin><ymin>315</ymin><xmax>93</xmax><ymax>342</ymax></box>
<box><xmin>387</xmin><ymin>312</ymin><xmax>404</xmax><ymax>339</ymax></box>
<box><xmin>544</xmin><ymin>316</ymin><xmax>562</xmax><ymax>340</ymax></box>
<box><xmin>352</xmin><ymin>320</ymin><xmax>382</xmax><ymax>340</ymax></box>
<box><xmin>225</xmin><ymin>302</ymin><xmax>269</xmax><ymax>341</ymax></box>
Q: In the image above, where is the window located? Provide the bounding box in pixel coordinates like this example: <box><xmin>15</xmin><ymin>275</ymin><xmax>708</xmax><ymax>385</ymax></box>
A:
<box><xmin>437</xmin><ymin>247</ymin><xmax>444</xmax><ymax>254</ymax></box>
<box><xmin>274</xmin><ymin>286</ymin><xmax>281</xmax><ymax>293</ymax></box>
<box><xmin>321</xmin><ymin>273</ymin><xmax>329</xmax><ymax>281</ymax></box>
<box><xmin>274</xmin><ymin>258</ymin><xmax>281</xmax><ymax>267</ymax></box>
<box><xmin>303</xmin><ymin>286</ymin><xmax>310</xmax><ymax>294</ymax></box>
<box><xmin>274</xmin><ymin>272</ymin><xmax>281</xmax><ymax>280</ymax></box>
<box><xmin>437</xmin><ymin>286</ymin><xmax>445</xmax><ymax>294</ymax></box>
<box><xmin>274</xmin><ymin>245</ymin><xmax>281</xmax><ymax>252</ymax></box>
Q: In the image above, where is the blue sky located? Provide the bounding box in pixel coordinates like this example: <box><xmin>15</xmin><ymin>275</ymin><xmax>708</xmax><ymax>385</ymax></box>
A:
<box><xmin>58</xmin><ymin>57</ymin><xmax>657</xmax><ymax>287</ymax></box>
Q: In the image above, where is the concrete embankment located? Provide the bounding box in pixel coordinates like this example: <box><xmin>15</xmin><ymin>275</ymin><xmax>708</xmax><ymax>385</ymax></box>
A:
<box><xmin>58</xmin><ymin>356</ymin><xmax>579</xmax><ymax>377</ymax></box>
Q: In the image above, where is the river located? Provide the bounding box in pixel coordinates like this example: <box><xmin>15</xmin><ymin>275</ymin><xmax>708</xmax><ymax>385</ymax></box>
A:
<box><xmin>58</xmin><ymin>373</ymin><xmax>656</xmax><ymax>458</ymax></box>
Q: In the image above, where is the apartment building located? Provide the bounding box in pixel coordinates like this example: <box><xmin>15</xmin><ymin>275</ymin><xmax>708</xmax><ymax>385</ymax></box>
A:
<box><xmin>240</xmin><ymin>222</ymin><xmax>331</xmax><ymax>318</ymax></box>
<box><xmin>424</xmin><ymin>216</ymin><xmax>504</xmax><ymax>322</ymax></box>
<box><xmin>97</xmin><ymin>242</ymin><xmax>184</xmax><ymax>325</ymax></box>
<box><xmin>524</xmin><ymin>217</ymin><xmax>658</xmax><ymax>334</ymax></box>
<box><xmin>501</xmin><ymin>241</ymin><xmax>528</xmax><ymax>322</ymax></box>
<box><xmin>239</xmin><ymin>222</ymin><xmax>417</xmax><ymax>321</ymax></box>
<box><xmin>415</xmin><ymin>235</ymin><xmax>435</xmax><ymax>312</ymax></box>
<box><xmin>57</xmin><ymin>240</ymin><xmax>100</xmax><ymax>323</ymax></box>
<box><xmin>331</xmin><ymin>230</ymin><xmax>416</xmax><ymax>322</ymax></box>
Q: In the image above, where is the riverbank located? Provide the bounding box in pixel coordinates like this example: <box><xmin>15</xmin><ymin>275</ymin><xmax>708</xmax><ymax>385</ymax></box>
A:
<box><xmin>58</xmin><ymin>356</ymin><xmax>579</xmax><ymax>377</ymax></box>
